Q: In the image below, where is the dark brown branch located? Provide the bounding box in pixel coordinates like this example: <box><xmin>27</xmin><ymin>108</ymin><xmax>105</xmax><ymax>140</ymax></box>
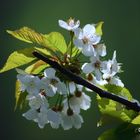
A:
<box><xmin>33</xmin><ymin>51</ymin><xmax>140</xmax><ymax>112</ymax></box>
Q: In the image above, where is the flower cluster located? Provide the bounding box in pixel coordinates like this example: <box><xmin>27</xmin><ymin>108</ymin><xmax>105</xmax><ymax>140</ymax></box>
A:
<box><xmin>17</xmin><ymin>18</ymin><xmax>124</xmax><ymax>130</ymax></box>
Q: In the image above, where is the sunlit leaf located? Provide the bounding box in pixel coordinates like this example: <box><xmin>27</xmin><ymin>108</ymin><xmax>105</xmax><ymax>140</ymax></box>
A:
<box><xmin>131</xmin><ymin>115</ymin><xmax>140</xmax><ymax>125</ymax></box>
<box><xmin>7</xmin><ymin>27</ymin><xmax>67</xmax><ymax>56</ymax></box>
<box><xmin>0</xmin><ymin>47</ymin><xmax>36</xmax><ymax>73</ymax></box>
<box><xmin>15</xmin><ymin>80</ymin><xmax>28</xmax><ymax>110</ymax></box>
<box><xmin>96</xmin><ymin>21</ymin><xmax>104</xmax><ymax>36</ymax></box>
<box><xmin>44</xmin><ymin>32</ymin><xmax>67</xmax><ymax>54</ymax></box>
<box><xmin>7</xmin><ymin>27</ymin><xmax>46</xmax><ymax>45</ymax></box>
<box><xmin>97</xmin><ymin>84</ymin><xmax>136</xmax><ymax>124</ymax></box>
<box><xmin>98</xmin><ymin>123</ymin><xmax>140</xmax><ymax>140</ymax></box>
<box><xmin>25</xmin><ymin>60</ymin><xmax>48</xmax><ymax>74</ymax></box>
<box><xmin>0</xmin><ymin>47</ymin><xmax>51</xmax><ymax>73</ymax></box>
<box><xmin>14</xmin><ymin>80</ymin><xmax>21</xmax><ymax>110</ymax></box>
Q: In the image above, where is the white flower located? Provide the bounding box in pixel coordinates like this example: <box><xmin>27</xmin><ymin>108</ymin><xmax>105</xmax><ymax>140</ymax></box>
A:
<box><xmin>23</xmin><ymin>103</ymin><xmax>49</xmax><ymax>128</ymax></box>
<box><xmin>107</xmin><ymin>76</ymin><xmax>124</xmax><ymax>87</ymax></box>
<box><xmin>41</xmin><ymin>68</ymin><xmax>67</xmax><ymax>96</ymax></box>
<box><xmin>93</xmin><ymin>43</ymin><xmax>107</xmax><ymax>57</ymax></box>
<box><xmin>17</xmin><ymin>74</ymin><xmax>41</xmax><ymax>95</ymax></box>
<box><xmin>64</xmin><ymin>82</ymin><xmax>91</xmax><ymax>113</ymax></box>
<box><xmin>101</xmin><ymin>51</ymin><xmax>124</xmax><ymax>87</ymax></box>
<box><xmin>85</xmin><ymin>73</ymin><xmax>107</xmax><ymax>92</ymax></box>
<box><xmin>74</xmin><ymin>24</ymin><xmax>101</xmax><ymax>56</ymax></box>
<box><xmin>61</xmin><ymin>108</ymin><xmax>83</xmax><ymax>130</ymax></box>
<box><xmin>27</xmin><ymin>94</ymin><xmax>49</xmax><ymax>110</ymax></box>
<box><xmin>47</xmin><ymin>109</ymin><xmax>61</xmax><ymax>129</ymax></box>
<box><xmin>58</xmin><ymin>18</ymin><xmax>80</xmax><ymax>31</ymax></box>
<box><xmin>23</xmin><ymin>96</ymin><xmax>61</xmax><ymax>129</ymax></box>
<box><xmin>82</xmin><ymin>55</ymin><xmax>102</xmax><ymax>81</ymax></box>
<box><xmin>101</xmin><ymin>51</ymin><xmax>121</xmax><ymax>79</ymax></box>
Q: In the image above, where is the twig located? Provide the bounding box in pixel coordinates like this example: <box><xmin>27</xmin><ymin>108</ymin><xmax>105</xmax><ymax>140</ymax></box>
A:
<box><xmin>33</xmin><ymin>51</ymin><xmax>140</xmax><ymax>112</ymax></box>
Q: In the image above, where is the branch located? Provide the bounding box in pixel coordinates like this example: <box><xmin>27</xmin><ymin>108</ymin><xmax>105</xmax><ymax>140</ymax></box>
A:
<box><xmin>33</xmin><ymin>51</ymin><xmax>140</xmax><ymax>112</ymax></box>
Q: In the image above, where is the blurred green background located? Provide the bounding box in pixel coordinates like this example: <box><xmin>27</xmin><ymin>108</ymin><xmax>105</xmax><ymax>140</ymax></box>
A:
<box><xmin>0</xmin><ymin>0</ymin><xmax>140</xmax><ymax>140</ymax></box>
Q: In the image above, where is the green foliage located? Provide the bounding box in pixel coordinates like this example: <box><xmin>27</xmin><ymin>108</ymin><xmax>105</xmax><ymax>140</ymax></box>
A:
<box><xmin>0</xmin><ymin>47</ymin><xmax>36</xmax><ymax>73</ymax></box>
<box><xmin>97</xmin><ymin>84</ymin><xmax>137</xmax><ymax>124</ymax></box>
<box><xmin>7</xmin><ymin>27</ymin><xmax>67</xmax><ymax>57</ymax></box>
<box><xmin>44</xmin><ymin>32</ymin><xmax>67</xmax><ymax>54</ymax></box>
<box><xmin>98</xmin><ymin>122</ymin><xmax>140</xmax><ymax>140</ymax></box>
<box><xmin>97</xmin><ymin>84</ymin><xmax>140</xmax><ymax>139</ymax></box>
<box><xmin>15</xmin><ymin>80</ymin><xmax>28</xmax><ymax>110</ymax></box>
<box><xmin>95</xmin><ymin>21</ymin><xmax>104</xmax><ymax>36</ymax></box>
<box><xmin>25</xmin><ymin>60</ymin><xmax>48</xmax><ymax>74</ymax></box>
<box><xmin>0</xmin><ymin>47</ymin><xmax>50</xmax><ymax>73</ymax></box>
<box><xmin>7</xmin><ymin>27</ymin><xmax>47</xmax><ymax>45</ymax></box>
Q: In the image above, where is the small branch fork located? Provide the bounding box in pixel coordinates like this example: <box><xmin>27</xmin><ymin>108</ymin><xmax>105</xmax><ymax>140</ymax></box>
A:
<box><xmin>33</xmin><ymin>51</ymin><xmax>140</xmax><ymax>112</ymax></box>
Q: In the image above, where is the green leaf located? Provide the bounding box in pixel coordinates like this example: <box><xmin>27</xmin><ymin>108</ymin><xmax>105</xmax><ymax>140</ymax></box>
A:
<box><xmin>97</xmin><ymin>84</ymin><xmax>136</xmax><ymax>124</ymax></box>
<box><xmin>0</xmin><ymin>47</ymin><xmax>36</xmax><ymax>73</ymax></box>
<box><xmin>131</xmin><ymin>115</ymin><xmax>140</xmax><ymax>125</ymax></box>
<box><xmin>14</xmin><ymin>80</ymin><xmax>28</xmax><ymax>110</ymax></box>
<box><xmin>44</xmin><ymin>32</ymin><xmax>67</xmax><ymax>54</ymax></box>
<box><xmin>7</xmin><ymin>27</ymin><xmax>67</xmax><ymax>56</ymax></box>
<box><xmin>98</xmin><ymin>123</ymin><xmax>140</xmax><ymax>140</ymax></box>
<box><xmin>98</xmin><ymin>129</ymin><xmax>117</xmax><ymax>140</ymax></box>
<box><xmin>14</xmin><ymin>80</ymin><xmax>21</xmax><ymax>110</ymax></box>
<box><xmin>7</xmin><ymin>27</ymin><xmax>46</xmax><ymax>45</ymax></box>
<box><xmin>25</xmin><ymin>60</ymin><xmax>48</xmax><ymax>74</ymax></box>
<box><xmin>96</xmin><ymin>21</ymin><xmax>104</xmax><ymax>36</ymax></box>
<box><xmin>0</xmin><ymin>47</ymin><xmax>51</xmax><ymax>73</ymax></box>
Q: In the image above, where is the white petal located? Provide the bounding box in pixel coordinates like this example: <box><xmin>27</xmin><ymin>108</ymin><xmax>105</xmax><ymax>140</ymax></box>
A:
<box><xmin>61</xmin><ymin>114</ymin><xmax>73</xmax><ymax>130</ymax></box>
<box><xmin>72</xmin><ymin>114</ymin><xmax>83</xmax><ymax>129</ymax></box>
<box><xmin>94</xmin><ymin>69</ymin><xmax>102</xmax><ymax>81</ymax></box>
<box><xmin>57</xmin><ymin>82</ymin><xmax>67</xmax><ymax>95</ymax></box>
<box><xmin>74</xmin><ymin>20</ymin><xmax>80</xmax><ymax>29</ymax></box>
<box><xmin>110</xmin><ymin>77</ymin><xmax>124</xmax><ymax>87</ymax></box>
<box><xmin>47</xmin><ymin>109</ymin><xmax>60</xmax><ymax>124</ymax></box>
<box><xmin>82</xmin><ymin>63</ymin><xmax>94</xmax><ymax>74</ymax></box>
<box><xmin>82</xmin><ymin>45</ymin><xmax>95</xmax><ymax>56</ymax></box>
<box><xmin>58</xmin><ymin>20</ymin><xmax>69</xmax><ymax>30</ymax></box>
<box><xmin>29</xmin><ymin>96</ymin><xmax>41</xmax><ymax>109</ymax></box>
<box><xmin>96</xmin><ymin>44</ymin><xmax>107</xmax><ymax>57</ymax></box>
<box><xmin>46</xmin><ymin>86</ymin><xmax>56</xmax><ymax>97</ymax></box>
<box><xmin>91</xmin><ymin>35</ymin><xmax>101</xmax><ymax>45</ymax></box>
<box><xmin>44</xmin><ymin>68</ymin><xmax>56</xmax><ymax>78</ymax></box>
<box><xmin>22</xmin><ymin>109</ymin><xmax>38</xmax><ymax>120</ymax></box>
<box><xmin>69</xmin><ymin>82</ymin><xmax>76</xmax><ymax>94</ymax></box>
<box><xmin>83</xmin><ymin>24</ymin><xmax>96</xmax><ymax>35</ymax></box>
<box><xmin>74</xmin><ymin>28</ymin><xmax>81</xmax><ymax>38</ymax></box>
<box><xmin>80</xmin><ymin>93</ymin><xmax>91</xmax><ymax>110</ymax></box>
<box><xmin>76</xmin><ymin>84</ymin><xmax>83</xmax><ymax>91</ymax></box>
<box><xmin>74</xmin><ymin>39</ymin><xmax>84</xmax><ymax>49</ymax></box>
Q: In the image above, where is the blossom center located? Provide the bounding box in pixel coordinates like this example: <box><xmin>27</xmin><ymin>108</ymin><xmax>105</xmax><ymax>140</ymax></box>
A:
<box><xmin>82</xmin><ymin>37</ymin><xmax>89</xmax><ymax>44</ymax></box>
<box><xmin>67</xmin><ymin>108</ymin><xmax>74</xmax><ymax>116</ymax></box>
<box><xmin>50</xmin><ymin>79</ymin><xmax>58</xmax><ymax>85</ymax></box>
<box><xmin>75</xmin><ymin>91</ymin><xmax>82</xmax><ymax>97</ymax></box>
<box><xmin>67</xmin><ymin>18</ymin><xmax>75</xmax><ymax>27</ymax></box>
<box><xmin>87</xmin><ymin>73</ymin><xmax>93</xmax><ymax>81</ymax></box>
<box><xmin>94</xmin><ymin>61</ymin><xmax>101</xmax><ymax>68</ymax></box>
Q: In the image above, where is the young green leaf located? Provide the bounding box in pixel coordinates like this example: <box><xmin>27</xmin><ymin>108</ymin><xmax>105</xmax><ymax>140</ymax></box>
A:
<box><xmin>44</xmin><ymin>32</ymin><xmax>67</xmax><ymax>54</ymax></box>
<box><xmin>15</xmin><ymin>80</ymin><xmax>27</xmax><ymax>110</ymax></box>
<box><xmin>25</xmin><ymin>60</ymin><xmax>48</xmax><ymax>74</ymax></box>
<box><xmin>7</xmin><ymin>27</ymin><xmax>46</xmax><ymax>45</ymax></box>
<box><xmin>98</xmin><ymin>123</ymin><xmax>140</xmax><ymax>140</ymax></box>
<box><xmin>15</xmin><ymin>80</ymin><xmax>21</xmax><ymax>110</ymax></box>
<box><xmin>0</xmin><ymin>47</ymin><xmax>36</xmax><ymax>73</ymax></box>
<box><xmin>0</xmin><ymin>47</ymin><xmax>51</xmax><ymax>73</ymax></box>
<box><xmin>96</xmin><ymin>21</ymin><xmax>104</xmax><ymax>36</ymax></box>
<box><xmin>97</xmin><ymin>84</ymin><xmax>137</xmax><ymax>123</ymax></box>
<box><xmin>7</xmin><ymin>27</ymin><xmax>67</xmax><ymax>56</ymax></box>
